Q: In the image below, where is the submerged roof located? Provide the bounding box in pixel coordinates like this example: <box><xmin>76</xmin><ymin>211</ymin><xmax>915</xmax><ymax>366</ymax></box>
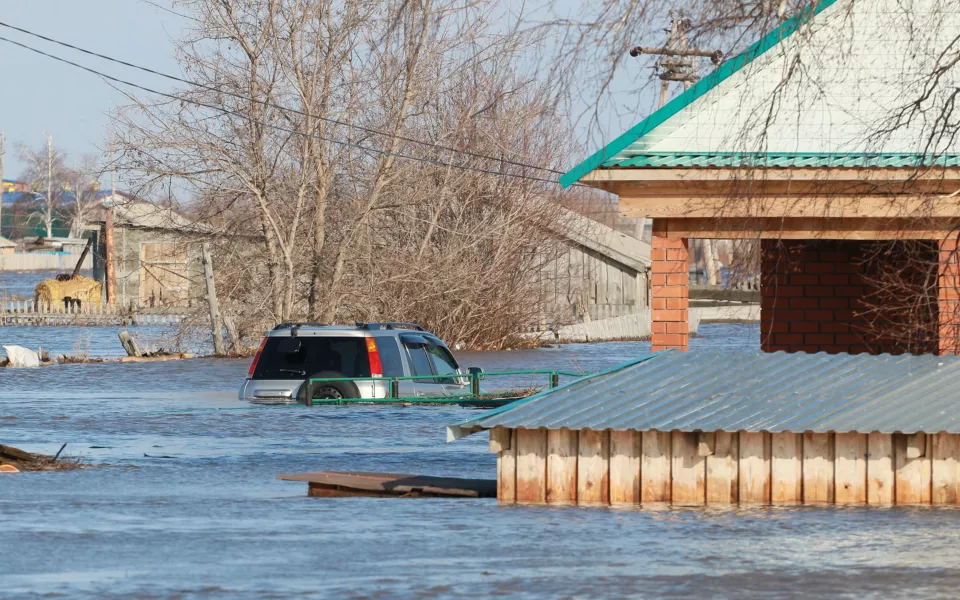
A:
<box><xmin>560</xmin><ymin>0</ymin><xmax>960</xmax><ymax>186</ymax></box>
<box><xmin>448</xmin><ymin>350</ymin><xmax>960</xmax><ymax>440</ymax></box>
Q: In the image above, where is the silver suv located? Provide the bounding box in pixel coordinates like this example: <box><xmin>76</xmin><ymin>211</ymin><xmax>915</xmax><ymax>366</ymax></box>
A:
<box><xmin>239</xmin><ymin>322</ymin><xmax>475</xmax><ymax>403</ymax></box>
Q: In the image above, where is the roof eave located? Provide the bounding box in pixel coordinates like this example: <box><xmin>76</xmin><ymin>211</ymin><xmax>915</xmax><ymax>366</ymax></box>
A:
<box><xmin>559</xmin><ymin>0</ymin><xmax>839</xmax><ymax>189</ymax></box>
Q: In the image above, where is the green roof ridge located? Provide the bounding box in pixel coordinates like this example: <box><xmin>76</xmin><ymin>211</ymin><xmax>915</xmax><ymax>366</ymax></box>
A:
<box><xmin>559</xmin><ymin>0</ymin><xmax>840</xmax><ymax>188</ymax></box>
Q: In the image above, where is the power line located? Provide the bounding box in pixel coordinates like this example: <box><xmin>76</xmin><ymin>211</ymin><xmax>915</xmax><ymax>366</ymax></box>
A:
<box><xmin>0</xmin><ymin>34</ymin><xmax>574</xmax><ymax>187</ymax></box>
<box><xmin>0</xmin><ymin>20</ymin><xmax>567</xmax><ymax>177</ymax></box>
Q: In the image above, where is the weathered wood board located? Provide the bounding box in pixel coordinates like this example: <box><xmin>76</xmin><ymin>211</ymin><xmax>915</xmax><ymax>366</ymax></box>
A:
<box><xmin>739</xmin><ymin>432</ymin><xmax>771</xmax><ymax>504</ymax></box>
<box><xmin>516</xmin><ymin>428</ymin><xmax>547</xmax><ymax>503</ymax></box>
<box><xmin>489</xmin><ymin>428</ymin><xmax>960</xmax><ymax>507</ymax></box>
<box><xmin>671</xmin><ymin>431</ymin><xmax>705</xmax><ymax>505</ymax></box>
<box><xmin>278</xmin><ymin>472</ymin><xmax>496</xmax><ymax>498</ymax></box>
<box><xmin>835</xmin><ymin>433</ymin><xmax>867</xmax><ymax>505</ymax></box>
<box><xmin>803</xmin><ymin>432</ymin><xmax>834</xmax><ymax>504</ymax></box>
<box><xmin>771</xmin><ymin>432</ymin><xmax>802</xmax><ymax>504</ymax></box>
<box><xmin>546</xmin><ymin>429</ymin><xmax>578</xmax><ymax>504</ymax></box>
<box><xmin>578</xmin><ymin>429</ymin><xmax>610</xmax><ymax>504</ymax></box>
<box><xmin>641</xmin><ymin>430</ymin><xmax>672</xmax><ymax>504</ymax></box>
<box><xmin>609</xmin><ymin>430</ymin><xmax>640</xmax><ymax>504</ymax></box>
<box><xmin>706</xmin><ymin>431</ymin><xmax>738</xmax><ymax>504</ymax></box>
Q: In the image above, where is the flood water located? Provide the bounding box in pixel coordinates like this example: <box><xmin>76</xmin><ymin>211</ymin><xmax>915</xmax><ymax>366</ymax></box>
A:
<box><xmin>2</xmin><ymin>323</ymin><xmax>960</xmax><ymax>599</ymax></box>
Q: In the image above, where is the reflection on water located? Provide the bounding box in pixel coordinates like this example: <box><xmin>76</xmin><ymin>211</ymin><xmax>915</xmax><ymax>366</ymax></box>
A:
<box><xmin>3</xmin><ymin>323</ymin><xmax>958</xmax><ymax>599</ymax></box>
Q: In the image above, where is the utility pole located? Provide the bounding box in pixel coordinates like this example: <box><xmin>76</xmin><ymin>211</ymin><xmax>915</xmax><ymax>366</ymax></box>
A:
<box><xmin>105</xmin><ymin>143</ymin><xmax>117</xmax><ymax>309</ymax></box>
<box><xmin>631</xmin><ymin>14</ymin><xmax>724</xmax><ymax>286</ymax></box>
<box><xmin>201</xmin><ymin>242</ymin><xmax>226</xmax><ymax>356</ymax></box>
<box><xmin>46</xmin><ymin>134</ymin><xmax>54</xmax><ymax>238</ymax></box>
<box><xmin>0</xmin><ymin>133</ymin><xmax>5</xmax><ymax>239</ymax></box>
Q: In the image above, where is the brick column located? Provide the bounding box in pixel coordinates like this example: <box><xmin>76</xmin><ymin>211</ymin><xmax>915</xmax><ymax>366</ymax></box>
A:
<box><xmin>940</xmin><ymin>237</ymin><xmax>960</xmax><ymax>355</ymax></box>
<box><xmin>651</xmin><ymin>236</ymin><xmax>689</xmax><ymax>352</ymax></box>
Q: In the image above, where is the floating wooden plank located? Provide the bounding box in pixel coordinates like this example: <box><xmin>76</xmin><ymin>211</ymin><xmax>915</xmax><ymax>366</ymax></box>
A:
<box><xmin>803</xmin><ymin>432</ymin><xmax>834</xmax><ymax>504</ymax></box>
<box><xmin>609</xmin><ymin>430</ymin><xmax>640</xmax><ymax>505</ymax></box>
<box><xmin>671</xmin><ymin>431</ymin><xmax>705</xmax><ymax>506</ymax></box>
<box><xmin>277</xmin><ymin>471</ymin><xmax>497</xmax><ymax>498</ymax></box>
<box><xmin>498</xmin><ymin>428</ymin><xmax>517</xmax><ymax>504</ymax></box>
<box><xmin>771</xmin><ymin>432</ymin><xmax>802</xmax><ymax>504</ymax></box>
<box><xmin>546</xmin><ymin>429</ymin><xmax>578</xmax><ymax>505</ymax></box>
<box><xmin>578</xmin><ymin>429</ymin><xmax>609</xmax><ymax>504</ymax></box>
<box><xmin>739</xmin><ymin>431</ymin><xmax>770</xmax><ymax>504</ymax></box>
<box><xmin>931</xmin><ymin>432</ymin><xmax>960</xmax><ymax>505</ymax></box>
<box><xmin>867</xmin><ymin>432</ymin><xmax>894</xmax><ymax>505</ymax></box>
<box><xmin>835</xmin><ymin>433</ymin><xmax>867</xmax><ymax>505</ymax></box>
<box><xmin>706</xmin><ymin>430</ymin><xmax>738</xmax><ymax>504</ymax></box>
<box><xmin>516</xmin><ymin>428</ymin><xmax>547</xmax><ymax>503</ymax></box>
<box><xmin>641</xmin><ymin>430</ymin><xmax>671</xmax><ymax>504</ymax></box>
<box><xmin>895</xmin><ymin>432</ymin><xmax>932</xmax><ymax>505</ymax></box>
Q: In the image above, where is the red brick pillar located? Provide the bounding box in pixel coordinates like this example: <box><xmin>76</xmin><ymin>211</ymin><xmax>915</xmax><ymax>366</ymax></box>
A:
<box><xmin>651</xmin><ymin>236</ymin><xmax>689</xmax><ymax>352</ymax></box>
<box><xmin>940</xmin><ymin>237</ymin><xmax>960</xmax><ymax>355</ymax></box>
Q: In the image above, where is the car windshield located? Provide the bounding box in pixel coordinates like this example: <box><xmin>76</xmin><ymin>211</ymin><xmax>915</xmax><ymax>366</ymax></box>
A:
<box><xmin>252</xmin><ymin>336</ymin><xmax>369</xmax><ymax>380</ymax></box>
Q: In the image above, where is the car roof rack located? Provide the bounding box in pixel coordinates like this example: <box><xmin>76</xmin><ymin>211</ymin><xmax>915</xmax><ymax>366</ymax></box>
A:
<box><xmin>273</xmin><ymin>321</ymin><xmax>330</xmax><ymax>331</ymax></box>
<box><xmin>357</xmin><ymin>321</ymin><xmax>426</xmax><ymax>332</ymax></box>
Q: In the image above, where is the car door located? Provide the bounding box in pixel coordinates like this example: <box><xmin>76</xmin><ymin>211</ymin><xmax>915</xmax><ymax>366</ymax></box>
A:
<box><xmin>400</xmin><ymin>335</ymin><xmax>447</xmax><ymax>398</ymax></box>
<box><xmin>422</xmin><ymin>342</ymin><xmax>469</xmax><ymax>397</ymax></box>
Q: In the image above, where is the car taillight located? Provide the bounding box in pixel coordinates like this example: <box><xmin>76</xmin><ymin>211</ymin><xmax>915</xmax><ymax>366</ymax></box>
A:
<box><xmin>365</xmin><ymin>337</ymin><xmax>383</xmax><ymax>377</ymax></box>
<box><xmin>247</xmin><ymin>337</ymin><xmax>268</xmax><ymax>379</ymax></box>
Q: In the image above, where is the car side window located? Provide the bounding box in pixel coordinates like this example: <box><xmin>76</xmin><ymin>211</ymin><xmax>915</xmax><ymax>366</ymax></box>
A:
<box><xmin>424</xmin><ymin>344</ymin><xmax>458</xmax><ymax>384</ymax></box>
<box><xmin>376</xmin><ymin>338</ymin><xmax>405</xmax><ymax>378</ymax></box>
<box><xmin>404</xmin><ymin>343</ymin><xmax>436</xmax><ymax>383</ymax></box>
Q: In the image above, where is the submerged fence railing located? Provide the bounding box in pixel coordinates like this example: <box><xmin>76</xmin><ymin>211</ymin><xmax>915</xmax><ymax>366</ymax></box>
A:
<box><xmin>301</xmin><ymin>369</ymin><xmax>586</xmax><ymax>407</ymax></box>
<box><xmin>0</xmin><ymin>300</ymin><xmax>188</xmax><ymax>326</ymax></box>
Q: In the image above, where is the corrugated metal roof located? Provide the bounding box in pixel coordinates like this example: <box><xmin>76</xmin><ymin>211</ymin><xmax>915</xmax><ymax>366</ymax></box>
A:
<box><xmin>600</xmin><ymin>152</ymin><xmax>960</xmax><ymax>169</ymax></box>
<box><xmin>447</xmin><ymin>350</ymin><xmax>960</xmax><ymax>440</ymax></box>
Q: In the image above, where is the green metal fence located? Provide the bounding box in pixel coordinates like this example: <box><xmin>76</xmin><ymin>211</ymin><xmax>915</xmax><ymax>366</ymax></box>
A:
<box><xmin>302</xmin><ymin>369</ymin><xmax>586</xmax><ymax>406</ymax></box>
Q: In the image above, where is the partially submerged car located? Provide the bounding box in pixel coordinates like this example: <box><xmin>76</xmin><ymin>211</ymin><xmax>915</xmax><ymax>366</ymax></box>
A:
<box><xmin>239</xmin><ymin>322</ymin><xmax>479</xmax><ymax>403</ymax></box>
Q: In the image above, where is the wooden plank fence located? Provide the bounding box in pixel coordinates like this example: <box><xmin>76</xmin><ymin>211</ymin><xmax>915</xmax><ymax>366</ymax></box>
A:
<box><xmin>494</xmin><ymin>427</ymin><xmax>960</xmax><ymax>507</ymax></box>
<box><xmin>1</xmin><ymin>300</ymin><xmax>187</xmax><ymax>327</ymax></box>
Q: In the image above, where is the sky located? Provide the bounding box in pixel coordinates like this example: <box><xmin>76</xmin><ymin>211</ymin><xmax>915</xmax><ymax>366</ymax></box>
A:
<box><xmin>0</xmin><ymin>0</ymin><xmax>185</xmax><ymax>180</ymax></box>
<box><xmin>0</xmin><ymin>0</ymin><xmax>661</xmax><ymax>190</ymax></box>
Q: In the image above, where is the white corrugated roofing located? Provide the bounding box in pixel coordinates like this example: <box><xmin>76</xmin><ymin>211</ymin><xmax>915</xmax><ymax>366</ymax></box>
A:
<box><xmin>448</xmin><ymin>350</ymin><xmax>960</xmax><ymax>440</ymax></box>
<box><xmin>617</xmin><ymin>0</ymin><xmax>960</xmax><ymax>159</ymax></box>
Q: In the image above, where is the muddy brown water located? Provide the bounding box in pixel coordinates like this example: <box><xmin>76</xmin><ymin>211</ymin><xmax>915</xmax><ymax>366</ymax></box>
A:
<box><xmin>3</xmin><ymin>323</ymin><xmax>960</xmax><ymax>599</ymax></box>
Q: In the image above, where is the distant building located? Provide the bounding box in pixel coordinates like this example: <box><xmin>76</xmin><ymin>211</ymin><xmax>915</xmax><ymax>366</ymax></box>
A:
<box><xmin>0</xmin><ymin>235</ymin><xmax>15</xmax><ymax>255</ymax></box>
<box><xmin>2</xmin><ymin>179</ymin><xmax>28</xmax><ymax>193</ymax></box>
<box><xmin>88</xmin><ymin>195</ymin><xmax>214</xmax><ymax>310</ymax></box>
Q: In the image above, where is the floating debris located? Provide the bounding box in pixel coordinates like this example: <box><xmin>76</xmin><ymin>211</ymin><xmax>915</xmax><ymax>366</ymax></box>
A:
<box><xmin>0</xmin><ymin>444</ymin><xmax>85</xmax><ymax>472</ymax></box>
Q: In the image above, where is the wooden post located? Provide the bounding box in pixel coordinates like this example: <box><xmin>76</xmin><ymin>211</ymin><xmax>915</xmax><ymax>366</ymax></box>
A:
<box><xmin>0</xmin><ymin>132</ymin><xmax>4</xmax><ymax>237</ymax></box>
<box><xmin>118</xmin><ymin>329</ymin><xmax>142</xmax><ymax>357</ymax></box>
<box><xmin>200</xmin><ymin>242</ymin><xmax>226</xmax><ymax>356</ymax></box>
<box><xmin>104</xmin><ymin>209</ymin><xmax>116</xmax><ymax>309</ymax></box>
